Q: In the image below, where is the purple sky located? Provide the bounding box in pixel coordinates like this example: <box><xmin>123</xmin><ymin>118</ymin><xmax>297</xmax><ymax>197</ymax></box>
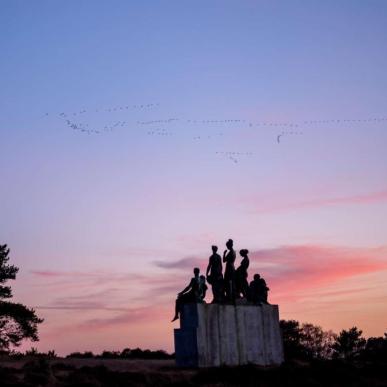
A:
<box><xmin>1</xmin><ymin>0</ymin><xmax>387</xmax><ymax>354</ymax></box>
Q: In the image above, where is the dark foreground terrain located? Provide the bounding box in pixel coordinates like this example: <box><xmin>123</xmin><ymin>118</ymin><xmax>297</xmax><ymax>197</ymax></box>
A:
<box><xmin>1</xmin><ymin>357</ymin><xmax>387</xmax><ymax>387</ymax></box>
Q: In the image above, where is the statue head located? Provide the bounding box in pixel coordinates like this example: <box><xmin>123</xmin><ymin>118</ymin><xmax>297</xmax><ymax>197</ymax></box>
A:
<box><xmin>199</xmin><ymin>275</ymin><xmax>206</xmax><ymax>283</ymax></box>
<box><xmin>254</xmin><ymin>274</ymin><xmax>260</xmax><ymax>281</ymax></box>
<box><xmin>211</xmin><ymin>245</ymin><xmax>218</xmax><ymax>253</ymax></box>
<box><xmin>240</xmin><ymin>249</ymin><xmax>249</xmax><ymax>257</ymax></box>
<box><xmin>193</xmin><ymin>267</ymin><xmax>200</xmax><ymax>276</ymax></box>
<box><xmin>226</xmin><ymin>239</ymin><xmax>233</xmax><ymax>249</ymax></box>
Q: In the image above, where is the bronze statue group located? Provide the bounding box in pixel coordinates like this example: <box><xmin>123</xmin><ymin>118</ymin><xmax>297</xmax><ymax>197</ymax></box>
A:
<box><xmin>172</xmin><ymin>239</ymin><xmax>270</xmax><ymax>322</ymax></box>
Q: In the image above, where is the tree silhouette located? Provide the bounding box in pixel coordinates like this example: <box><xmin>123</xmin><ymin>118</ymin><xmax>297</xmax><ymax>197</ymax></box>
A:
<box><xmin>280</xmin><ymin>320</ymin><xmax>337</xmax><ymax>360</ymax></box>
<box><xmin>300</xmin><ymin>323</ymin><xmax>337</xmax><ymax>359</ymax></box>
<box><xmin>0</xmin><ymin>244</ymin><xmax>43</xmax><ymax>351</ymax></box>
<box><xmin>333</xmin><ymin>327</ymin><xmax>366</xmax><ymax>359</ymax></box>
<box><xmin>362</xmin><ymin>335</ymin><xmax>387</xmax><ymax>362</ymax></box>
<box><xmin>280</xmin><ymin>320</ymin><xmax>305</xmax><ymax>359</ymax></box>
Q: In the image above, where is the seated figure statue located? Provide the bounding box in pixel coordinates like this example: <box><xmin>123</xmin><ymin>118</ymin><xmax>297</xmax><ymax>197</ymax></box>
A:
<box><xmin>249</xmin><ymin>273</ymin><xmax>270</xmax><ymax>305</ymax></box>
<box><xmin>171</xmin><ymin>267</ymin><xmax>200</xmax><ymax>322</ymax></box>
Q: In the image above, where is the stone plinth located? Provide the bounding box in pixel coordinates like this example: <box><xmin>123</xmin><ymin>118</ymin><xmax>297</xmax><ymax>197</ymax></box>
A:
<box><xmin>174</xmin><ymin>303</ymin><xmax>284</xmax><ymax>367</ymax></box>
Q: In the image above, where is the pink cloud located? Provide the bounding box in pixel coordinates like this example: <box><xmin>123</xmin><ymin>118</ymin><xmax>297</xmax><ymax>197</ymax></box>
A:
<box><xmin>32</xmin><ymin>270</ymin><xmax>65</xmax><ymax>277</ymax></box>
<box><xmin>36</xmin><ymin>305</ymin><xmax>130</xmax><ymax>312</ymax></box>
<box><xmin>29</xmin><ymin>270</ymin><xmax>144</xmax><ymax>293</ymax></box>
<box><xmin>248</xmin><ymin>189</ymin><xmax>387</xmax><ymax>214</ymax></box>
<box><xmin>78</xmin><ymin>306</ymin><xmax>168</xmax><ymax>330</ymax></box>
<box><xmin>153</xmin><ymin>256</ymin><xmax>203</xmax><ymax>270</ymax></box>
<box><xmin>34</xmin><ymin>287</ymin><xmax>133</xmax><ymax>312</ymax></box>
<box><xmin>248</xmin><ymin>245</ymin><xmax>387</xmax><ymax>302</ymax></box>
<box><xmin>30</xmin><ymin>268</ymin><xmax>188</xmax><ymax>314</ymax></box>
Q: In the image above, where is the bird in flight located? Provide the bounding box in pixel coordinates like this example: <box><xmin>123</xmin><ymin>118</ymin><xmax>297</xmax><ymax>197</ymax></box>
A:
<box><xmin>277</xmin><ymin>131</ymin><xmax>303</xmax><ymax>143</ymax></box>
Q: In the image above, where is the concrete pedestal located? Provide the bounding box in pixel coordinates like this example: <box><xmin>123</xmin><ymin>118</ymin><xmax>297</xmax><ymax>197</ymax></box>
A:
<box><xmin>174</xmin><ymin>303</ymin><xmax>284</xmax><ymax>367</ymax></box>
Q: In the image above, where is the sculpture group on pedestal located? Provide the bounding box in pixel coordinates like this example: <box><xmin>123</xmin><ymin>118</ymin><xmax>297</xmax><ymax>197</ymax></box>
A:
<box><xmin>172</xmin><ymin>239</ymin><xmax>270</xmax><ymax>322</ymax></box>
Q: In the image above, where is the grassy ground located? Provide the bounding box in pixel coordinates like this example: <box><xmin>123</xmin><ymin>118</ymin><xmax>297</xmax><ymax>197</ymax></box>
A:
<box><xmin>1</xmin><ymin>357</ymin><xmax>387</xmax><ymax>386</ymax></box>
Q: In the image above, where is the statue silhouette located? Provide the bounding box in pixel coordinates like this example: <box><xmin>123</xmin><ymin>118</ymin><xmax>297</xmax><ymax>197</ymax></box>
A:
<box><xmin>171</xmin><ymin>241</ymin><xmax>271</xmax><ymax>324</ymax></box>
<box><xmin>249</xmin><ymin>274</ymin><xmax>270</xmax><ymax>305</ymax></box>
<box><xmin>199</xmin><ymin>275</ymin><xmax>208</xmax><ymax>302</ymax></box>
<box><xmin>172</xmin><ymin>267</ymin><xmax>200</xmax><ymax>322</ymax></box>
<box><xmin>223</xmin><ymin>239</ymin><xmax>236</xmax><ymax>302</ymax></box>
<box><xmin>235</xmin><ymin>249</ymin><xmax>250</xmax><ymax>298</ymax></box>
<box><xmin>259</xmin><ymin>276</ymin><xmax>270</xmax><ymax>304</ymax></box>
<box><xmin>206</xmin><ymin>245</ymin><xmax>223</xmax><ymax>303</ymax></box>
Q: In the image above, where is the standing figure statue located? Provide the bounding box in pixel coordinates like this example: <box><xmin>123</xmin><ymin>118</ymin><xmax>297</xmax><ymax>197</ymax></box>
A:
<box><xmin>223</xmin><ymin>239</ymin><xmax>236</xmax><ymax>303</ymax></box>
<box><xmin>235</xmin><ymin>249</ymin><xmax>250</xmax><ymax>298</ymax></box>
<box><xmin>172</xmin><ymin>267</ymin><xmax>200</xmax><ymax>322</ymax></box>
<box><xmin>206</xmin><ymin>245</ymin><xmax>223</xmax><ymax>303</ymax></box>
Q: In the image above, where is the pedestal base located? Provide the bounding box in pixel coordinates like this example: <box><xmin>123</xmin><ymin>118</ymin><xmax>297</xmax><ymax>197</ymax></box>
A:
<box><xmin>174</xmin><ymin>303</ymin><xmax>284</xmax><ymax>367</ymax></box>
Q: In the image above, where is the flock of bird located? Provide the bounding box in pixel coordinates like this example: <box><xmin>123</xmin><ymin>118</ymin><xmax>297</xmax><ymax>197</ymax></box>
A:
<box><xmin>216</xmin><ymin>151</ymin><xmax>253</xmax><ymax>156</ymax></box>
<box><xmin>64</xmin><ymin>118</ymin><xmax>128</xmax><ymax>134</ymax></box>
<box><xmin>300</xmin><ymin>117</ymin><xmax>387</xmax><ymax>125</ymax></box>
<box><xmin>215</xmin><ymin>151</ymin><xmax>254</xmax><ymax>163</ymax></box>
<box><xmin>43</xmin><ymin>104</ymin><xmax>387</xmax><ymax>163</ymax></box>
<box><xmin>147</xmin><ymin>129</ymin><xmax>173</xmax><ymax>136</ymax></box>
<box><xmin>137</xmin><ymin>118</ymin><xmax>179</xmax><ymax>125</ymax></box>
<box><xmin>276</xmin><ymin>131</ymin><xmax>304</xmax><ymax>144</ymax></box>
<box><xmin>187</xmin><ymin>119</ymin><xmax>246</xmax><ymax>124</ymax></box>
<box><xmin>52</xmin><ymin>103</ymin><xmax>159</xmax><ymax>118</ymax></box>
<box><xmin>249</xmin><ymin>121</ymin><xmax>299</xmax><ymax>128</ymax></box>
<box><xmin>64</xmin><ymin>119</ymin><xmax>101</xmax><ymax>135</ymax></box>
<box><xmin>193</xmin><ymin>132</ymin><xmax>224</xmax><ymax>140</ymax></box>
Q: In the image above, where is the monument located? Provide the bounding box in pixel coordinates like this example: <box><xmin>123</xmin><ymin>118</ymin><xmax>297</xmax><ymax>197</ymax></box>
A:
<box><xmin>174</xmin><ymin>303</ymin><xmax>284</xmax><ymax>367</ymax></box>
<box><xmin>172</xmin><ymin>240</ymin><xmax>284</xmax><ymax>367</ymax></box>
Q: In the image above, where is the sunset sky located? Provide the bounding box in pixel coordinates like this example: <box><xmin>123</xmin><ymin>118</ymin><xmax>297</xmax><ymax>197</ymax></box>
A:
<box><xmin>1</xmin><ymin>0</ymin><xmax>387</xmax><ymax>355</ymax></box>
